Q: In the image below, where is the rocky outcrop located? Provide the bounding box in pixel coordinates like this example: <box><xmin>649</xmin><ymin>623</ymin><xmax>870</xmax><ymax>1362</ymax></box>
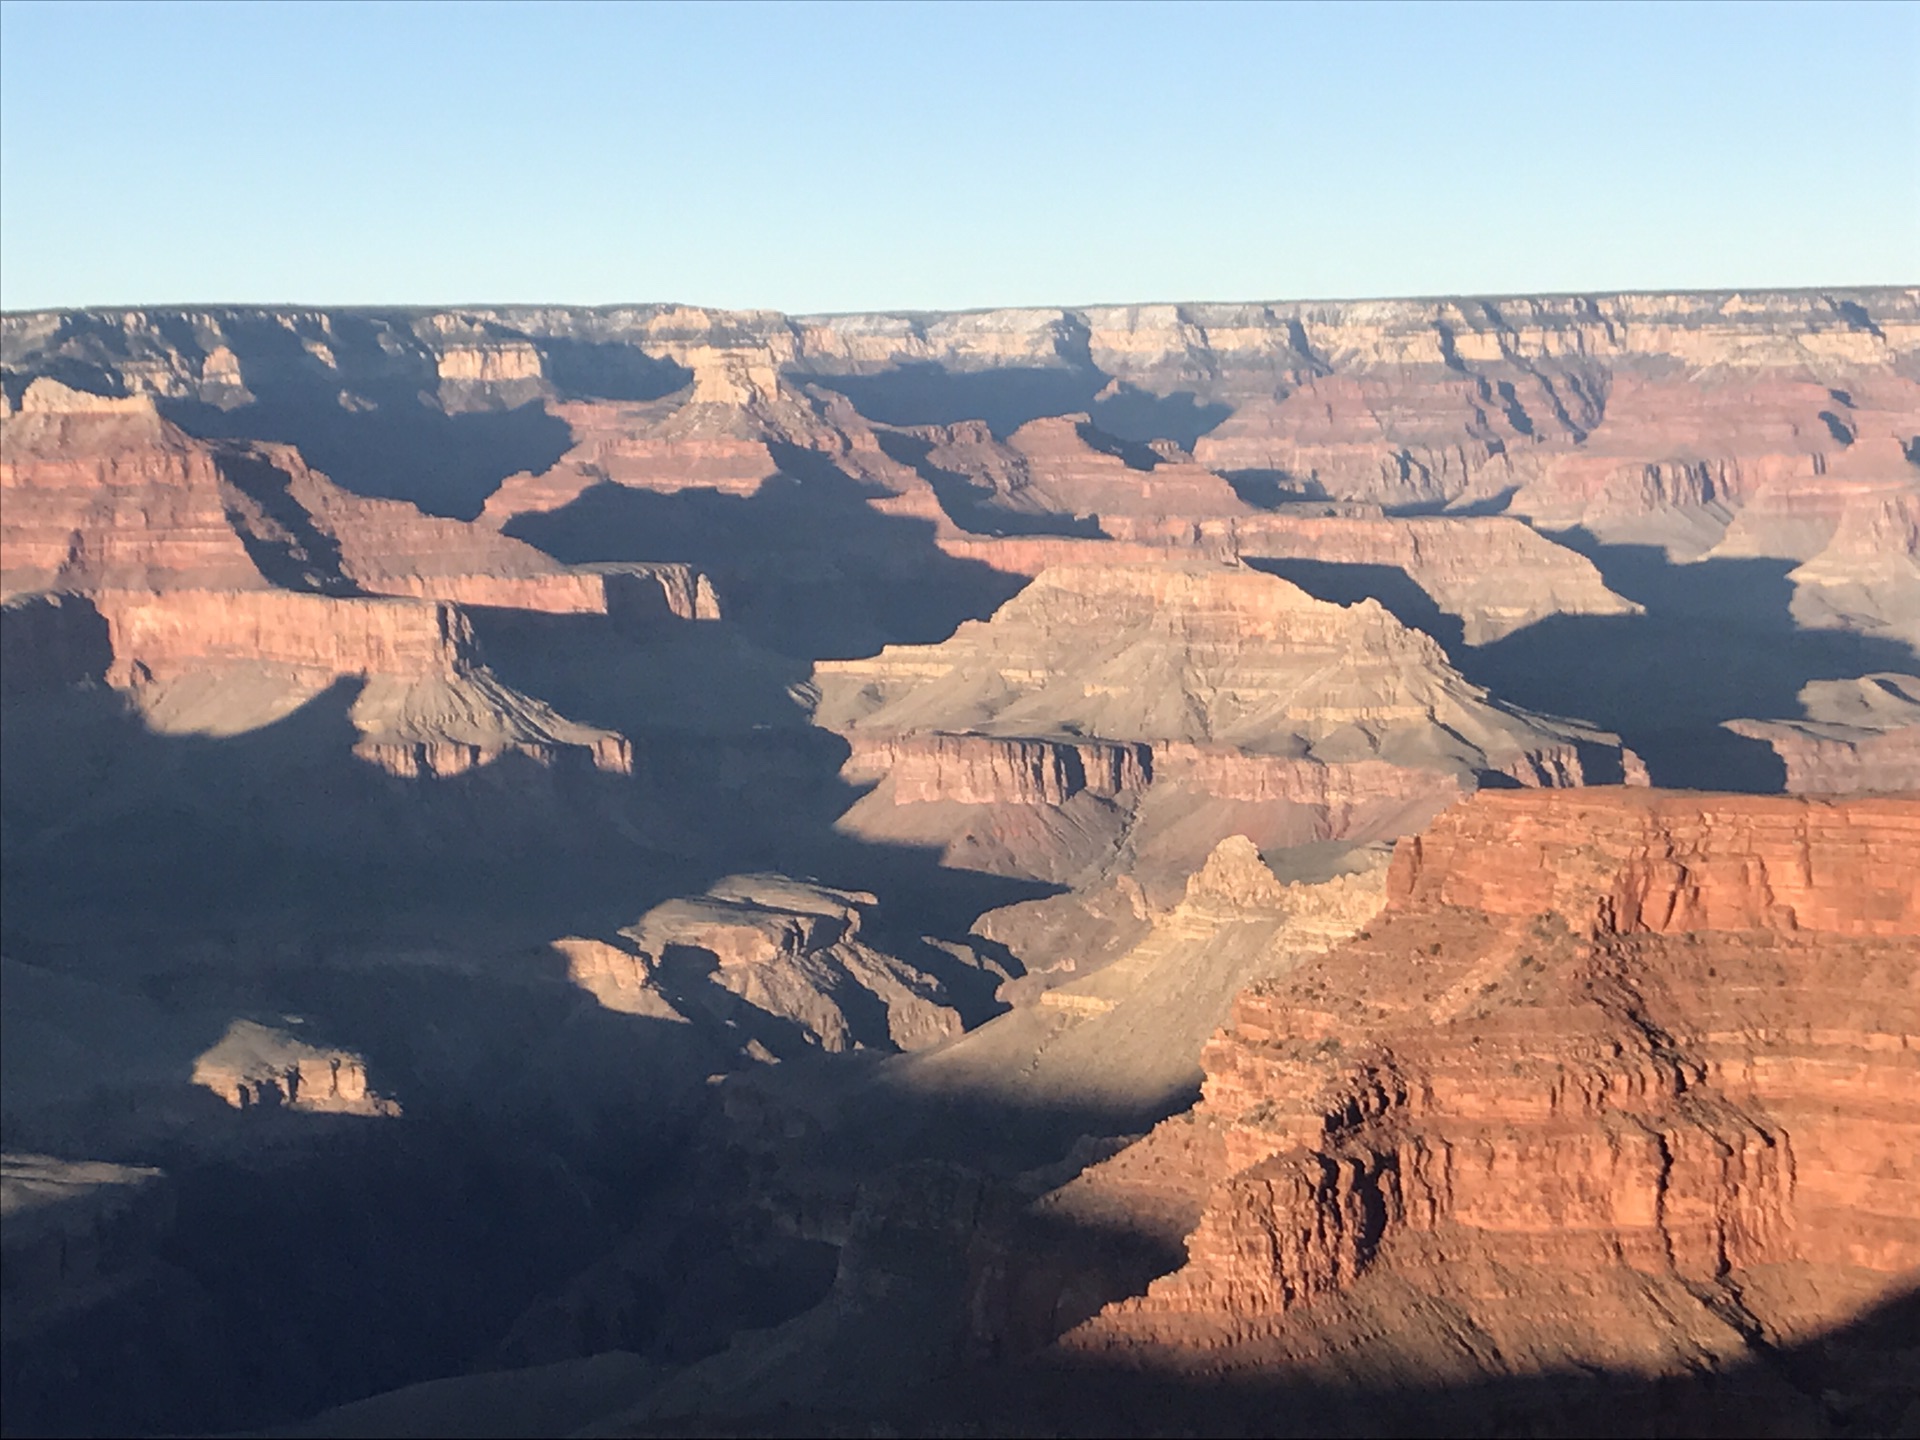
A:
<box><xmin>1726</xmin><ymin>673</ymin><xmax>1920</xmax><ymax>795</ymax></box>
<box><xmin>943</xmin><ymin>413</ymin><xmax>1253</xmax><ymax>525</ymax></box>
<box><xmin>816</xmin><ymin>561</ymin><xmax>1638</xmax><ymax>891</ymax></box>
<box><xmin>85</xmin><ymin>589</ymin><xmax>636</xmax><ymax>777</ymax></box>
<box><xmin>817</xmin><ymin>563</ymin><xmax>1635</xmax><ymax>785</ymax></box>
<box><xmin>926</xmin><ymin>838</ymin><xmax>1392</xmax><ymax>1115</ymax></box>
<box><xmin>0</xmin><ymin>382</ymin><xmax>275</xmax><ymax>595</ymax></box>
<box><xmin>189</xmin><ymin>1019</ymin><xmax>394</xmax><ymax>1115</ymax></box>
<box><xmin>1227</xmin><ymin>512</ymin><xmax>1639</xmax><ymax>643</ymax></box>
<box><xmin>1787</xmin><ymin>485</ymin><xmax>1920</xmax><ymax>647</ymax></box>
<box><xmin>96</xmin><ymin>589</ymin><xmax>474</xmax><ymax>684</ymax></box>
<box><xmin>843</xmin><ymin>732</ymin><xmax>1151</xmax><ymax>805</ymax></box>
<box><xmin>0</xmin><ymin>381</ymin><xmax>722</xmax><ymax>627</ymax></box>
<box><xmin>1061</xmin><ymin>789</ymin><xmax>1920</xmax><ymax>1387</ymax></box>
<box><xmin>566</xmin><ymin>877</ymin><xmax>984</xmax><ymax>1057</ymax></box>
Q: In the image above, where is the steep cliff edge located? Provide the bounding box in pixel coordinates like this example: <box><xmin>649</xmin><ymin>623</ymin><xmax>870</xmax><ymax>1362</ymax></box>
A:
<box><xmin>9</xmin><ymin>290</ymin><xmax>1913</xmax><ymax>573</ymax></box>
<box><xmin>1058</xmin><ymin>789</ymin><xmax>1920</xmax><ymax>1414</ymax></box>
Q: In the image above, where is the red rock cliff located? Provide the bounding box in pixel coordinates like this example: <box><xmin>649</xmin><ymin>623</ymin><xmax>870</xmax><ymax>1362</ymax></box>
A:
<box><xmin>1063</xmin><ymin>788</ymin><xmax>1920</xmax><ymax>1377</ymax></box>
<box><xmin>97</xmin><ymin>589</ymin><xmax>475</xmax><ymax>684</ymax></box>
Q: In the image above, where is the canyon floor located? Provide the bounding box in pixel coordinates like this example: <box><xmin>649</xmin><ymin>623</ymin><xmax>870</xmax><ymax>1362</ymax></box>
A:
<box><xmin>2</xmin><ymin>291</ymin><xmax>1917</xmax><ymax>1437</ymax></box>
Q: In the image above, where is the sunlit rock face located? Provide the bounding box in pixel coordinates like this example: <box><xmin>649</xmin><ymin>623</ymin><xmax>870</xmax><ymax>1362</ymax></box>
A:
<box><xmin>191</xmin><ymin>1019</ymin><xmax>394</xmax><ymax>1115</ymax></box>
<box><xmin>559</xmin><ymin>874</ymin><xmax>1002</xmax><ymax>1058</ymax></box>
<box><xmin>1059</xmin><ymin>789</ymin><xmax>1920</xmax><ymax>1403</ymax></box>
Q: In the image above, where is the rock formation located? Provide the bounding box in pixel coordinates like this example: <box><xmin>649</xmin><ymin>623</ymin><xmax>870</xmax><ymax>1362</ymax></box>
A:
<box><xmin>1228</xmin><ymin>512</ymin><xmax>1640</xmax><ymax>644</ymax></box>
<box><xmin>190</xmin><ymin>1019</ymin><xmax>393</xmax><ymax>1115</ymax></box>
<box><xmin>1727</xmin><ymin>673</ymin><xmax>1920</xmax><ymax>794</ymax></box>
<box><xmin>1055</xmin><ymin>788</ymin><xmax>1920</xmax><ymax>1417</ymax></box>
<box><xmin>892</xmin><ymin>836</ymin><xmax>1390</xmax><ymax>1122</ymax></box>
<box><xmin>0</xmin><ymin>381</ymin><xmax>279</xmax><ymax>595</ymax></box>
<box><xmin>815</xmin><ymin>562</ymin><xmax>1640</xmax><ymax>891</ymax></box>
<box><xmin>86</xmin><ymin>588</ymin><xmax>635</xmax><ymax>777</ymax></box>
<box><xmin>565</xmin><ymin>876</ymin><xmax>999</xmax><ymax>1058</ymax></box>
<box><xmin>11</xmin><ymin>289</ymin><xmax>1915</xmax><ymax>599</ymax></box>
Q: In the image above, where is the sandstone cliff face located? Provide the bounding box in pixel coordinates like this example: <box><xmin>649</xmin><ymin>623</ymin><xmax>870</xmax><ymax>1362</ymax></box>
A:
<box><xmin>0</xmin><ymin>382</ymin><xmax>275</xmax><ymax>595</ymax></box>
<box><xmin>97</xmin><ymin>589</ymin><xmax>474</xmax><ymax>684</ymax></box>
<box><xmin>0</xmin><ymin>379</ymin><xmax>720</xmax><ymax>622</ymax></box>
<box><xmin>87</xmin><ymin>589</ymin><xmax>636</xmax><ymax>778</ymax></box>
<box><xmin>1061</xmin><ymin>789</ymin><xmax>1920</xmax><ymax>1389</ymax></box>
<box><xmin>842</xmin><ymin>733</ymin><xmax>1152</xmax><ymax>805</ymax></box>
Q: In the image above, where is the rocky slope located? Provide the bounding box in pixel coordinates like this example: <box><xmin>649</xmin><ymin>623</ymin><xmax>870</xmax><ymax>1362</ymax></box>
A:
<box><xmin>891</xmin><ymin>836</ymin><xmax>1391</xmax><ymax>1125</ymax></box>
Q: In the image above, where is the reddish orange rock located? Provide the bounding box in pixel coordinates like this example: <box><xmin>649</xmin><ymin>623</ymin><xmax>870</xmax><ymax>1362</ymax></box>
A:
<box><xmin>1060</xmin><ymin>788</ymin><xmax>1920</xmax><ymax>1389</ymax></box>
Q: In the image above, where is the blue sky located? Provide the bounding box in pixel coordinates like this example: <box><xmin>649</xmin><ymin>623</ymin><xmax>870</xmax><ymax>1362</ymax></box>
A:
<box><xmin>1</xmin><ymin>0</ymin><xmax>1914</xmax><ymax>312</ymax></box>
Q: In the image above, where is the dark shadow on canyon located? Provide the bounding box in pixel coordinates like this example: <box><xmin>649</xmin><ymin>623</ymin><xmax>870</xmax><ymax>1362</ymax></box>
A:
<box><xmin>6</xmin><ymin>621</ymin><xmax>1912</xmax><ymax>1437</ymax></box>
<box><xmin>1251</xmin><ymin>539</ymin><xmax>1919</xmax><ymax>792</ymax></box>
<box><xmin>0</xmin><ymin>586</ymin><xmax>1062</xmax><ymax>1435</ymax></box>
<box><xmin>870</xmin><ymin>430</ymin><xmax>1105</xmax><ymax>538</ymax></box>
<box><xmin>807</xmin><ymin>363</ymin><xmax>1105</xmax><ymax>439</ymax></box>
<box><xmin>157</xmin><ymin>312</ymin><xmax>574</xmax><ymax>521</ymax></box>
<box><xmin>920</xmin><ymin>1279</ymin><xmax>1920</xmax><ymax>1438</ymax></box>
<box><xmin>501</xmin><ymin>446</ymin><xmax>1030</xmax><ymax>659</ymax></box>
<box><xmin>806</xmin><ymin>363</ymin><xmax>1230</xmax><ymax>449</ymax></box>
<box><xmin>1221</xmin><ymin>466</ymin><xmax>1330</xmax><ymax>509</ymax></box>
<box><xmin>539</xmin><ymin>337</ymin><xmax>692</xmax><ymax>403</ymax></box>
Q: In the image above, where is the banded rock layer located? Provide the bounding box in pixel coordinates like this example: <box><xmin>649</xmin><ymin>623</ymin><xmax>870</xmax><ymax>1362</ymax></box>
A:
<box><xmin>1059</xmin><ymin>789</ymin><xmax>1920</xmax><ymax>1397</ymax></box>
<box><xmin>816</xmin><ymin>563</ymin><xmax>1639</xmax><ymax>888</ymax></box>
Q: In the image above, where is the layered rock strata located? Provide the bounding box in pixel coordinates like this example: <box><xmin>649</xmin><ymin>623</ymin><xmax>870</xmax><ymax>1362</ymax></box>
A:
<box><xmin>816</xmin><ymin>563</ymin><xmax>1637</xmax><ymax>879</ymax></box>
<box><xmin>1059</xmin><ymin>789</ymin><xmax>1920</xmax><ymax>1391</ymax></box>
<box><xmin>11</xmin><ymin>291</ymin><xmax>1914</xmax><ymax>561</ymax></box>
<box><xmin>0</xmin><ymin>381</ymin><xmax>275</xmax><ymax>594</ymax></box>
<box><xmin>1226</xmin><ymin>512</ymin><xmax>1639</xmax><ymax>644</ymax></box>
<box><xmin>85</xmin><ymin>588</ymin><xmax>634</xmax><ymax>778</ymax></box>
<box><xmin>893</xmin><ymin>837</ymin><xmax>1391</xmax><ymax>1122</ymax></box>
<box><xmin>0</xmin><ymin>377</ymin><xmax>720</xmax><ymax>623</ymax></box>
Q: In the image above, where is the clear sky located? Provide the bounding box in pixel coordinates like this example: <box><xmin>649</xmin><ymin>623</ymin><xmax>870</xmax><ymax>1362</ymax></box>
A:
<box><xmin>1</xmin><ymin>0</ymin><xmax>1915</xmax><ymax>313</ymax></box>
